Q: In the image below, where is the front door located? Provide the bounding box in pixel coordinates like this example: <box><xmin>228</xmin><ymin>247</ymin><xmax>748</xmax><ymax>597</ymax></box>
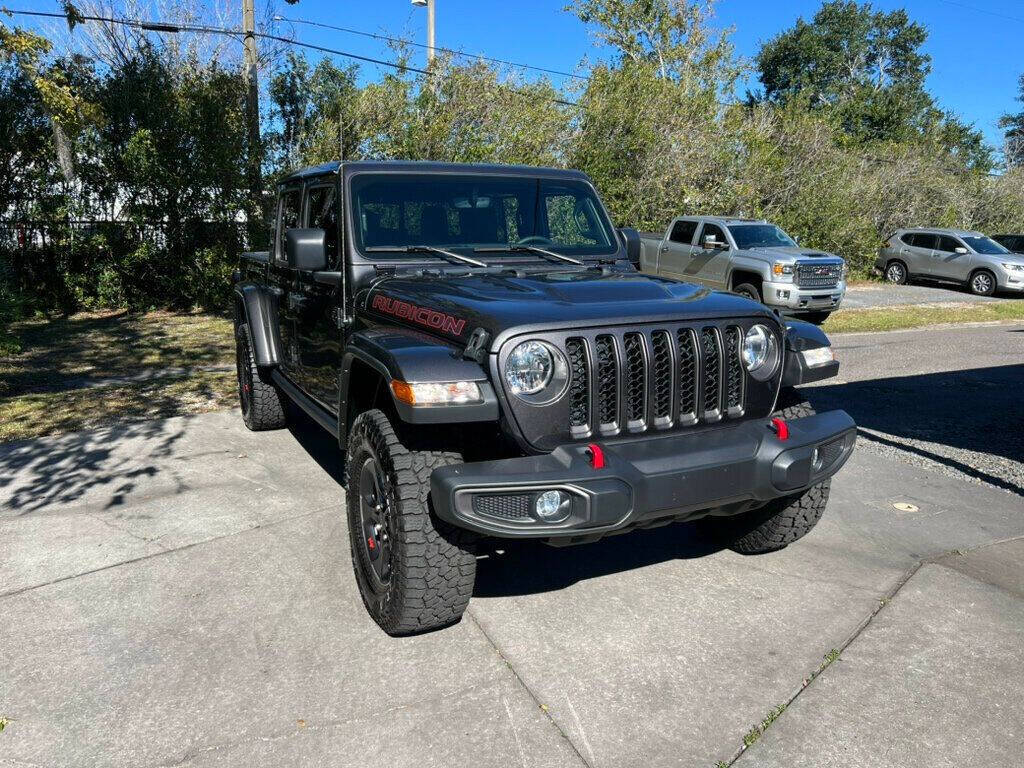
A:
<box><xmin>688</xmin><ymin>222</ymin><xmax>731</xmax><ymax>289</ymax></box>
<box><xmin>293</xmin><ymin>178</ymin><xmax>344</xmax><ymax>410</ymax></box>
<box><xmin>934</xmin><ymin>235</ymin><xmax>972</xmax><ymax>281</ymax></box>
<box><xmin>658</xmin><ymin>219</ymin><xmax>699</xmax><ymax>280</ymax></box>
<box><xmin>274</xmin><ymin>185</ymin><xmax>303</xmax><ymax>379</ymax></box>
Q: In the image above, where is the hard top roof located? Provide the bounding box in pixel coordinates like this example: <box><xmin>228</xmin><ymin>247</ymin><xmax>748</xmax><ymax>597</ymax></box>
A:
<box><xmin>897</xmin><ymin>226</ymin><xmax>986</xmax><ymax>237</ymax></box>
<box><xmin>278</xmin><ymin>160</ymin><xmax>591</xmax><ymax>185</ymax></box>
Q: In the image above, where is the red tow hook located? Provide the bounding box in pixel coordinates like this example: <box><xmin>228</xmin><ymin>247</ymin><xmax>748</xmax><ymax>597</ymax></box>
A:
<box><xmin>586</xmin><ymin>443</ymin><xmax>606</xmax><ymax>469</ymax></box>
<box><xmin>367</xmin><ymin>536</ymin><xmax>376</xmax><ymax>550</ymax></box>
<box><xmin>769</xmin><ymin>418</ymin><xmax>789</xmax><ymax>441</ymax></box>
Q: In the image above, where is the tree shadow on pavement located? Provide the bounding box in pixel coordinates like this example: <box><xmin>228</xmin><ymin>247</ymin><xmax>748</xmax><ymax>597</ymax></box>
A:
<box><xmin>806</xmin><ymin>362</ymin><xmax>1024</xmax><ymax>495</ymax></box>
<box><xmin>0</xmin><ymin>418</ymin><xmax>185</xmax><ymax>515</ymax></box>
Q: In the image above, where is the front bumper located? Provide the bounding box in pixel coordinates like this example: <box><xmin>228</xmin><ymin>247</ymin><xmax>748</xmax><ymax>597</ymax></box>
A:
<box><xmin>764</xmin><ymin>279</ymin><xmax>845</xmax><ymax>312</ymax></box>
<box><xmin>996</xmin><ymin>268</ymin><xmax>1024</xmax><ymax>291</ymax></box>
<box><xmin>430</xmin><ymin>411</ymin><xmax>856</xmax><ymax>541</ymax></box>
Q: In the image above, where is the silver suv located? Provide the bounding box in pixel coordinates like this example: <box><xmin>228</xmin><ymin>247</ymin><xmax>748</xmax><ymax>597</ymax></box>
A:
<box><xmin>877</xmin><ymin>228</ymin><xmax>1024</xmax><ymax>296</ymax></box>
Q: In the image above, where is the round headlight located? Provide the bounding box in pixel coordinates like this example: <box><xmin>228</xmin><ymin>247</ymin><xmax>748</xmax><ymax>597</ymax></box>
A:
<box><xmin>742</xmin><ymin>324</ymin><xmax>779</xmax><ymax>380</ymax></box>
<box><xmin>505</xmin><ymin>340</ymin><xmax>554</xmax><ymax>395</ymax></box>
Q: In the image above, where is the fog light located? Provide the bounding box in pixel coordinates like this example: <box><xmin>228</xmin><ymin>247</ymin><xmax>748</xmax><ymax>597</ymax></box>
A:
<box><xmin>535</xmin><ymin>490</ymin><xmax>571</xmax><ymax>522</ymax></box>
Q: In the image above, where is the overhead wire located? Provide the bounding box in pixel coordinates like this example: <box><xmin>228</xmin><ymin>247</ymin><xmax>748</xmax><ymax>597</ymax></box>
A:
<box><xmin>4</xmin><ymin>8</ymin><xmax>1006</xmax><ymax>177</ymax></box>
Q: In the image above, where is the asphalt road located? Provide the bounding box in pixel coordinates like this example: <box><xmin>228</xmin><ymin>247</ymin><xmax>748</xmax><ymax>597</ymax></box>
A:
<box><xmin>2</xmin><ymin>323</ymin><xmax>1023</xmax><ymax>768</ymax></box>
<box><xmin>843</xmin><ymin>281</ymin><xmax>1023</xmax><ymax>308</ymax></box>
<box><xmin>807</xmin><ymin>321</ymin><xmax>1024</xmax><ymax>495</ymax></box>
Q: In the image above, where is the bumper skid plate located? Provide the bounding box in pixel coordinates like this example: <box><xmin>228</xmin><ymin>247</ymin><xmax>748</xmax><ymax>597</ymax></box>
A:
<box><xmin>430</xmin><ymin>411</ymin><xmax>856</xmax><ymax>539</ymax></box>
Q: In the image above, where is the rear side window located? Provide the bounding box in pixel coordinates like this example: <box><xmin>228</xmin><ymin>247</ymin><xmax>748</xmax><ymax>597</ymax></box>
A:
<box><xmin>937</xmin><ymin>235</ymin><xmax>963</xmax><ymax>253</ymax></box>
<box><xmin>277</xmin><ymin>188</ymin><xmax>302</xmax><ymax>262</ymax></box>
<box><xmin>670</xmin><ymin>220</ymin><xmax>698</xmax><ymax>244</ymax></box>
<box><xmin>903</xmin><ymin>233</ymin><xmax>937</xmax><ymax>249</ymax></box>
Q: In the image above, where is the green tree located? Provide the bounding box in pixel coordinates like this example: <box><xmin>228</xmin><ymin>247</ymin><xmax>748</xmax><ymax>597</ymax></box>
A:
<box><xmin>1000</xmin><ymin>74</ymin><xmax>1024</xmax><ymax>168</ymax></box>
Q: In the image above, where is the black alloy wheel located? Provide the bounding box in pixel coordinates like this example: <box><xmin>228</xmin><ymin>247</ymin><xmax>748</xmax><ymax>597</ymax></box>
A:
<box><xmin>357</xmin><ymin>455</ymin><xmax>394</xmax><ymax>587</ymax></box>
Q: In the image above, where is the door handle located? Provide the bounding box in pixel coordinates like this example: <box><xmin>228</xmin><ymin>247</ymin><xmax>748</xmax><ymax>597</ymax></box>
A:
<box><xmin>660</xmin><ymin>246</ymin><xmax>669</xmax><ymax>253</ymax></box>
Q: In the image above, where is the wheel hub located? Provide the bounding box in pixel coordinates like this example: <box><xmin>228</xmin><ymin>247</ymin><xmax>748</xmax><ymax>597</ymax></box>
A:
<box><xmin>358</xmin><ymin>457</ymin><xmax>392</xmax><ymax>584</ymax></box>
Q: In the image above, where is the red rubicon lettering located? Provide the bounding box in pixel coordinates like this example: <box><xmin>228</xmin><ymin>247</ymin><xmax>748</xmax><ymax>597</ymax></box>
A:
<box><xmin>371</xmin><ymin>294</ymin><xmax>466</xmax><ymax>336</ymax></box>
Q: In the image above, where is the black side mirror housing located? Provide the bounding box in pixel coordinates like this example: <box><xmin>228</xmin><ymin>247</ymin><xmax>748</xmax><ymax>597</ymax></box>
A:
<box><xmin>618</xmin><ymin>227</ymin><xmax>642</xmax><ymax>266</ymax></box>
<box><xmin>285</xmin><ymin>228</ymin><xmax>327</xmax><ymax>271</ymax></box>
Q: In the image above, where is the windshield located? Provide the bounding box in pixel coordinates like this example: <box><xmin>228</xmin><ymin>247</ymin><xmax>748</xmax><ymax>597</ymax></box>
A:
<box><xmin>727</xmin><ymin>224</ymin><xmax>798</xmax><ymax>249</ymax></box>
<box><xmin>962</xmin><ymin>236</ymin><xmax>1009</xmax><ymax>255</ymax></box>
<box><xmin>350</xmin><ymin>173</ymin><xmax>617</xmax><ymax>258</ymax></box>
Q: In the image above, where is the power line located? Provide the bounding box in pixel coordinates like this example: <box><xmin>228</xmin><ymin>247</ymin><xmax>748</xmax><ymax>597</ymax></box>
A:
<box><xmin>4</xmin><ymin>8</ymin><xmax>1005</xmax><ymax>177</ymax></box>
<box><xmin>936</xmin><ymin>0</ymin><xmax>1024</xmax><ymax>25</ymax></box>
<box><xmin>272</xmin><ymin>15</ymin><xmax>589</xmax><ymax>81</ymax></box>
<box><xmin>4</xmin><ymin>9</ymin><xmax>580</xmax><ymax>107</ymax></box>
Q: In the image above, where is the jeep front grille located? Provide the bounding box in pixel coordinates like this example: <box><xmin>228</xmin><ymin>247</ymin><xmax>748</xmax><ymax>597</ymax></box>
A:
<box><xmin>796</xmin><ymin>263</ymin><xmax>842</xmax><ymax>288</ymax></box>
<box><xmin>562</xmin><ymin>324</ymin><xmax>750</xmax><ymax>438</ymax></box>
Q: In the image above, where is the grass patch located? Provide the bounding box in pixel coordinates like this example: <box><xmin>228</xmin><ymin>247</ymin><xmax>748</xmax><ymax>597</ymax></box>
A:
<box><xmin>0</xmin><ymin>310</ymin><xmax>236</xmax><ymax>441</ymax></box>
<box><xmin>823</xmin><ymin>299</ymin><xmax>1024</xmax><ymax>333</ymax></box>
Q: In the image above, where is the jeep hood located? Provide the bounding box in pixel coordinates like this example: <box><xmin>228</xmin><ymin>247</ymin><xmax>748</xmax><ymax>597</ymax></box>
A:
<box><xmin>359</xmin><ymin>267</ymin><xmax>774</xmax><ymax>347</ymax></box>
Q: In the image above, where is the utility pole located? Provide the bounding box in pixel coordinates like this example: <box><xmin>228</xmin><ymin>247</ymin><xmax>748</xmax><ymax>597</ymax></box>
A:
<box><xmin>412</xmin><ymin>0</ymin><xmax>436</xmax><ymax>64</ymax></box>
<box><xmin>242</xmin><ymin>0</ymin><xmax>263</xmax><ymax>248</ymax></box>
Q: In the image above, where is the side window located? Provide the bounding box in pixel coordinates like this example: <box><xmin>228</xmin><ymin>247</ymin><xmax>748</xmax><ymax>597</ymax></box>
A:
<box><xmin>277</xmin><ymin>188</ymin><xmax>302</xmax><ymax>263</ymax></box>
<box><xmin>937</xmin><ymin>235</ymin><xmax>962</xmax><ymax>253</ymax></box>
<box><xmin>306</xmin><ymin>184</ymin><xmax>339</xmax><ymax>266</ymax></box>
<box><xmin>670</xmin><ymin>220</ymin><xmax>698</xmax><ymax>244</ymax></box>
<box><xmin>908</xmin><ymin>233</ymin><xmax>937</xmax><ymax>249</ymax></box>
<box><xmin>699</xmin><ymin>223</ymin><xmax>727</xmax><ymax>247</ymax></box>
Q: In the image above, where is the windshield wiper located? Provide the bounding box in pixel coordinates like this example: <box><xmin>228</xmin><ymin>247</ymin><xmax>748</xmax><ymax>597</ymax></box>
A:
<box><xmin>364</xmin><ymin>245</ymin><xmax>488</xmax><ymax>268</ymax></box>
<box><xmin>474</xmin><ymin>245</ymin><xmax>583</xmax><ymax>266</ymax></box>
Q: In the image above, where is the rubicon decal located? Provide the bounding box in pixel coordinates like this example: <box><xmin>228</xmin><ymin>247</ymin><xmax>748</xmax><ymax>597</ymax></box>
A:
<box><xmin>371</xmin><ymin>294</ymin><xmax>466</xmax><ymax>336</ymax></box>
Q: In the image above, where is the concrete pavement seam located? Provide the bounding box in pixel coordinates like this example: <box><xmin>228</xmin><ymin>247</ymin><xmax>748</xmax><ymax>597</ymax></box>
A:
<box><xmin>725</xmin><ymin>559</ymin><xmax>925</xmax><ymax>766</ymax></box>
<box><xmin>0</xmin><ymin>506</ymin><xmax>333</xmax><ymax>601</ymax></box>
<box><xmin>464</xmin><ymin>607</ymin><xmax>594</xmax><ymax>768</ymax></box>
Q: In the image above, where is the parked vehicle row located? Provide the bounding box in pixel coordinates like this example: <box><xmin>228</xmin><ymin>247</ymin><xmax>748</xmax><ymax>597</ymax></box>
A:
<box><xmin>877</xmin><ymin>227</ymin><xmax>1024</xmax><ymax>296</ymax></box>
<box><xmin>638</xmin><ymin>217</ymin><xmax>846</xmax><ymax>324</ymax></box>
<box><xmin>232</xmin><ymin>161</ymin><xmax>855</xmax><ymax>635</ymax></box>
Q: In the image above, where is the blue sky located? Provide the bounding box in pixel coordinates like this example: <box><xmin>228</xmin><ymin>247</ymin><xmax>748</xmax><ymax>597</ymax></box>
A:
<box><xmin>14</xmin><ymin>0</ymin><xmax>1023</xmax><ymax>148</ymax></box>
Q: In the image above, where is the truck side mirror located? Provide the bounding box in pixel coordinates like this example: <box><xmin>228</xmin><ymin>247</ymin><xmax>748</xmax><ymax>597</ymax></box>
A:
<box><xmin>285</xmin><ymin>228</ymin><xmax>327</xmax><ymax>271</ymax></box>
<box><xmin>703</xmin><ymin>234</ymin><xmax>726</xmax><ymax>250</ymax></box>
<box><xmin>618</xmin><ymin>227</ymin><xmax>642</xmax><ymax>266</ymax></box>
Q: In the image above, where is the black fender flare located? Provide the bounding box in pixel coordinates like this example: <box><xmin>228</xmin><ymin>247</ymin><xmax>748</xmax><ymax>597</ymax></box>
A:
<box><xmin>234</xmin><ymin>283</ymin><xmax>282</xmax><ymax>370</ymax></box>
<box><xmin>781</xmin><ymin>318</ymin><xmax>839</xmax><ymax>386</ymax></box>
<box><xmin>339</xmin><ymin>328</ymin><xmax>499</xmax><ymax>446</ymax></box>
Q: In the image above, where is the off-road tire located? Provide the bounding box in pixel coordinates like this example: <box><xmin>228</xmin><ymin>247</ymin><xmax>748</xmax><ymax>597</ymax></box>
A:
<box><xmin>885</xmin><ymin>260</ymin><xmax>908</xmax><ymax>284</ymax></box>
<box><xmin>733</xmin><ymin>282</ymin><xmax>763</xmax><ymax>304</ymax></box>
<box><xmin>727</xmin><ymin>388</ymin><xmax>830</xmax><ymax>554</ymax></box>
<box><xmin>345</xmin><ymin>409</ymin><xmax>477</xmax><ymax>636</ymax></box>
<box><xmin>969</xmin><ymin>269</ymin><xmax>996</xmax><ymax>296</ymax></box>
<box><xmin>235</xmin><ymin>323</ymin><xmax>287</xmax><ymax>431</ymax></box>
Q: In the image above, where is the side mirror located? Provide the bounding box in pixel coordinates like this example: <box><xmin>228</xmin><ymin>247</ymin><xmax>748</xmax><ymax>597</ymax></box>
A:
<box><xmin>285</xmin><ymin>228</ymin><xmax>327</xmax><ymax>271</ymax></box>
<box><xmin>954</xmin><ymin>246</ymin><xmax>969</xmax><ymax>255</ymax></box>
<box><xmin>703</xmin><ymin>235</ymin><xmax>726</xmax><ymax>250</ymax></box>
<box><xmin>618</xmin><ymin>227</ymin><xmax>642</xmax><ymax>266</ymax></box>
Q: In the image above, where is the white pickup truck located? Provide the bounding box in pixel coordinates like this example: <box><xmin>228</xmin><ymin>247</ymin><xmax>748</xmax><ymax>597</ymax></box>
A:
<box><xmin>639</xmin><ymin>216</ymin><xmax>847</xmax><ymax>324</ymax></box>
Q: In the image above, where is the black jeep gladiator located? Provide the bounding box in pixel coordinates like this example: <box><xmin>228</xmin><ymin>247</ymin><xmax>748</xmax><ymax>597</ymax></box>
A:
<box><xmin>233</xmin><ymin>161</ymin><xmax>855</xmax><ymax>635</ymax></box>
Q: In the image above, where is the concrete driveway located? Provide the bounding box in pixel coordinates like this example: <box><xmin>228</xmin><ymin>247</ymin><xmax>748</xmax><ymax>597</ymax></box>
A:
<box><xmin>2</xmin><ymin>326</ymin><xmax>1023</xmax><ymax>767</ymax></box>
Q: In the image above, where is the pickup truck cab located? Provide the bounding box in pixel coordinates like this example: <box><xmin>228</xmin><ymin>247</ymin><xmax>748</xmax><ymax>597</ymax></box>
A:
<box><xmin>233</xmin><ymin>161</ymin><xmax>855</xmax><ymax>635</ymax></box>
<box><xmin>639</xmin><ymin>217</ymin><xmax>847</xmax><ymax>324</ymax></box>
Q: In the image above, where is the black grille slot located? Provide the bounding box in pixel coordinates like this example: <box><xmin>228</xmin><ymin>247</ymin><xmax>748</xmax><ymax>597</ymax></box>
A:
<box><xmin>725</xmin><ymin>326</ymin><xmax>743</xmax><ymax>414</ymax></box>
<box><xmin>595</xmin><ymin>335</ymin><xmax>618</xmax><ymax>427</ymax></box>
<box><xmin>566</xmin><ymin>338</ymin><xmax>590</xmax><ymax>429</ymax></box>
<box><xmin>650</xmin><ymin>331</ymin><xmax>673</xmax><ymax>421</ymax></box>
<box><xmin>473</xmin><ymin>494</ymin><xmax>532</xmax><ymax>521</ymax></box>
<box><xmin>623</xmin><ymin>333</ymin><xmax>646</xmax><ymax>426</ymax></box>
<box><xmin>677</xmin><ymin>328</ymin><xmax>698</xmax><ymax>423</ymax></box>
<box><xmin>700</xmin><ymin>327</ymin><xmax>721</xmax><ymax>416</ymax></box>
